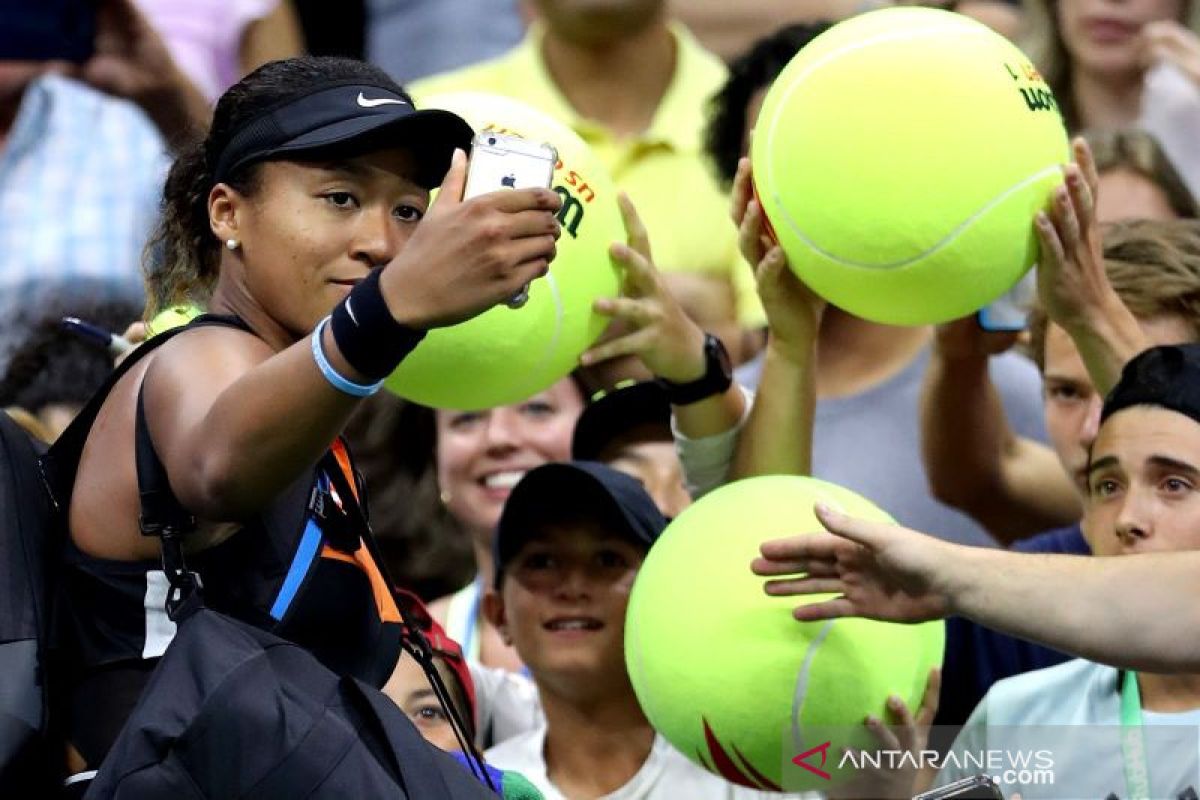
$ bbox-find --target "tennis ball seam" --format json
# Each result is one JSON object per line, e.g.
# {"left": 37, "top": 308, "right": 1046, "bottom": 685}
{"left": 537, "top": 271, "right": 567, "bottom": 374}
{"left": 768, "top": 164, "right": 1060, "bottom": 270}
{"left": 790, "top": 619, "right": 835, "bottom": 753}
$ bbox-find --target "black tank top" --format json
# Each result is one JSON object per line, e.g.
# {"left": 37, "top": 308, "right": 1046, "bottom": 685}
{"left": 50, "top": 316, "right": 402, "bottom": 763}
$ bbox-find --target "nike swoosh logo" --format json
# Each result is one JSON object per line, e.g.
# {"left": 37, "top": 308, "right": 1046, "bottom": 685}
{"left": 357, "top": 92, "right": 407, "bottom": 108}
{"left": 346, "top": 298, "right": 360, "bottom": 326}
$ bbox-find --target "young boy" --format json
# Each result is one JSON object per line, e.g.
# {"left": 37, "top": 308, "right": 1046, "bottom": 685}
{"left": 481, "top": 460, "right": 811, "bottom": 799}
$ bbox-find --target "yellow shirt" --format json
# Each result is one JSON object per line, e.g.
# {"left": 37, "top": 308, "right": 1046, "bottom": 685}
{"left": 410, "top": 23, "right": 765, "bottom": 328}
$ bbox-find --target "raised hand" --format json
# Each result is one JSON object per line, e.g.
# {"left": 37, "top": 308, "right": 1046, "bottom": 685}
{"left": 81, "top": 0, "right": 211, "bottom": 143}
{"left": 381, "top": 149, "right": 563, "bottom": 329}
{"left": 829, "top": 668, "right": 942, "bottom": 800}
{"left": 1033, "top": 138, "right": 1114, "bottom": 332}
{"left": 1142, "top": 20, "right": 1200, "bottom": 87}
{"left": 730, "top": 157, "right": 825, "bottom": 359}
{"left": 579, "top": 193, "right": 709, "bottom": 383}
{"left": 1033, "top": 137, "right": 1148, "bottom": 395}
{"left": 750, "top": 504, "right": 954, "bottom": 624}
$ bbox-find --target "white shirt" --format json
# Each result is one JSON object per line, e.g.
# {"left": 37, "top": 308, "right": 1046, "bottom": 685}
{"left": 487, "top": 724, "right": 818, "bottom": 800}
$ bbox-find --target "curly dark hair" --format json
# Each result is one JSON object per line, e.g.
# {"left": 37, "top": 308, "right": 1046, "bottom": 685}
{"left": 704, "top": 22, "right": 831, "bottom": 190}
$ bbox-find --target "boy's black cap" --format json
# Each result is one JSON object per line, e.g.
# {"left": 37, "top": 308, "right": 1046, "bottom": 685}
{"left": 212, "top": 79, "right": 475, "bottom": 188}
{"left": 571, "top": 381, "right": 672, "bottom": 461}
{"left": 1102, "top": 344, "right": 1200, "bottom": 426}
{"left": 493, "top": 461, "right": 668, "bottom": 588}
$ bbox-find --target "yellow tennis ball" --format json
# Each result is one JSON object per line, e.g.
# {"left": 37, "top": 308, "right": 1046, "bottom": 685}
{"left": 625, "top": 476, "right": 944, "bottom": 791}
{"left": 384, "top": 92, "right": 622, "bottom": 410}
{"left": 751, "top": 7, "right": 1069, "bottom": 325}
{"left": 146, "top": 305, "right": 201, "bottom": 337}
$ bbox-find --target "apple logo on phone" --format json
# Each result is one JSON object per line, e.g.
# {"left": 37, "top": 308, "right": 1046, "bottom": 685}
{"left": 500, "top": 174, "right": 516, "bottom": 188}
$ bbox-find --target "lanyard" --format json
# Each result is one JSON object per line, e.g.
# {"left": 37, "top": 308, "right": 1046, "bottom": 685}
{"left": 1121, "top": 671, "right": 1152, "bottom": 800}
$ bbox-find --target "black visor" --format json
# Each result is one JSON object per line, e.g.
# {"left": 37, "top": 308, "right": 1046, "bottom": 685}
{"left": 212, "top": 81, "right": 475, "bottom": 188}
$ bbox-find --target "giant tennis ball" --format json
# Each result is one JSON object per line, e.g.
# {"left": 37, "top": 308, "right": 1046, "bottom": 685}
{"left": 625, "top": 476, "right": 944, "bottom": 791}
{"left": 385, "top": 92, "right": 622, "bottom": 410}
{"left": 751, "top": 7, "right": 1069, "bottom": 325}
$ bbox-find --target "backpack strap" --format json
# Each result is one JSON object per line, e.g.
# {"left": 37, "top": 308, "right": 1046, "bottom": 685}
{"left": 135, "top": 387, "right": 202, "bottom": 622}
{"left": 322, "top": 460, "right": 495, "bottom": 792}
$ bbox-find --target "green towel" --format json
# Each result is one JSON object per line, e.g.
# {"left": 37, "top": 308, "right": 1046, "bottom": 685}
{"left": 501, "top": 770, "right": 545, "bottom": 800}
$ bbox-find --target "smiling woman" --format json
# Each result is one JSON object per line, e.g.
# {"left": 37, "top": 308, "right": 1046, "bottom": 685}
{"left": 54, "top": 54, "right": 564, "bottom": 778}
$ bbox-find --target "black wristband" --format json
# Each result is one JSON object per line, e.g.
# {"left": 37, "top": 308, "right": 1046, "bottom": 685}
{"left": 329, "top": 269, "right": 426, "bottom": 380}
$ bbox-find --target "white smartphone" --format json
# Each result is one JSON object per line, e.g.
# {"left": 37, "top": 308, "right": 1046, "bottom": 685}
{"left": 977, "top": 271, "right": 1037, "bottom": 332}
{"left": 464, "top": 133, "right": 558, "bottom": 310}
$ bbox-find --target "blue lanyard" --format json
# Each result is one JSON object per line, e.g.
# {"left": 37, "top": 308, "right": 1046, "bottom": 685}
{"left": 1121, "top": 671, "right": 1152, "bottom": 800}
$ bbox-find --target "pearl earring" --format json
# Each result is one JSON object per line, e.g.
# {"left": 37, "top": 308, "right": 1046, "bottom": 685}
{"left": 440, "top": 489, "right": 452, "bottom": 505}
{"left": 225, "top": 238, "right": 240, "bottom": 251}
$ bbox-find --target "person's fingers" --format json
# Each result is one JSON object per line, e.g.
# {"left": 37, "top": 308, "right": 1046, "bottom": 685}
{"left": 865, "top": 711, "right": 903, "bottom": 752}
{"left": 579, "top": 327, "right": 657, "bottom": 366}
{"left": 757, "top": 246, "right": 789, "bottom": 286}
{"left": 792, "top": 597, "right": 858, "bottom": 622}
{"left": 814, "top": 502, "right": 890, "bottom": 550}
{"left": 1034, "top": 212, "right": 1066, "bottom": 269}
{"left": 609, "top": 241, "right": 659, "bottom": 297}
{"left": 503, "top": 234, "right": 558, "bottom": 270}
{"left": 763, "top": 576, "right": 847, "bottom": 595}
{"left": 884, "top": 694, "right": 916, "bottom": 752}
{"left": 915, "top": 667, "right": 942, "bottom": 729}
{"left": 751, "top": 555, "right": 840, "bottom": 578}
{"left": 591, "top": 296, "right": 661, "bottom": 327}
{"left": 757, "top": 531, "right": 845, "bottom": 563}
{"left": 1063, "top": 164, "right": 1094, "bottom": 232}
{"left": 122, "top": 321, "right": 149, "bottom": 345}
{"left": 738, "top": 200, "right": 767, "bottom": 267}
{"left": 483, "top": 186, "right": 563, "bottom": 214}
{"left": 433, "top": 149, "right": 468, "bottom": 206}
{"left": 731, "top": 157, "right": 754, "bottom": 227}
{"left": 498, "top": 208, "right": 563, "bottom": 240}
{"left": 617, "top": 192, "right": 653, "bottom": 262}
{"left": 1072, "top": 137, "right": 1101, "bottom": 206}
{"left": 1051, "top": 184, "right": 1081, "bottom": 253}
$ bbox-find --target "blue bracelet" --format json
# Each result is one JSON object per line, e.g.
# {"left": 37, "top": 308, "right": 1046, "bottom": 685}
{"left": 311, "top": 316, "right": 385, "bottom": 397}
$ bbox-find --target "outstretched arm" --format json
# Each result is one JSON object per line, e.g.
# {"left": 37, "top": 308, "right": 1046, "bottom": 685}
{"left": 753, "top": 505, "right": 1200, "bottom": 673}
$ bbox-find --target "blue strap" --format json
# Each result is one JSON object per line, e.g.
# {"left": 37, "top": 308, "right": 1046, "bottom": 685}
{"left": 270, "top": 516, "right": 324, "bottom": 621}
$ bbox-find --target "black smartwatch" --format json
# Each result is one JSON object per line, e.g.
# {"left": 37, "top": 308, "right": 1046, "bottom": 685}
{"left": 656, "top": 333, "right": 734, "bottom": 406}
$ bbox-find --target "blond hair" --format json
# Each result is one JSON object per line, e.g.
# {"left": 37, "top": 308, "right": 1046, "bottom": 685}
{"left": 1029, "top": 219, "right": 1200, "bottom": 370}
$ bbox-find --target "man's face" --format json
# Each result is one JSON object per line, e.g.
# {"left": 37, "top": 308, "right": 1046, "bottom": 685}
{"left": 1084, "top": 406, "right": 1200, "bottom": 557}
{"left": 532, "top": 0, "right": 664, "bottom": 45}
{"left": 489, "top": 519, "right": 644, "bottom": 695}
{"left": 1042, "top": 316, "right": 1194, "bottom": 494}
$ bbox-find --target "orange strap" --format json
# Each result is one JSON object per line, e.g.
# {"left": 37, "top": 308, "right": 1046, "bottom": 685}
{"left": 320, "top": 441, "right": 401, "bottom": 624}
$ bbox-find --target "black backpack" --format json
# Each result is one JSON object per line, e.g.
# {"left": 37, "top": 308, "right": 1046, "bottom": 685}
{"left": 0, "top": 413, "right": 57, "bottom": 793}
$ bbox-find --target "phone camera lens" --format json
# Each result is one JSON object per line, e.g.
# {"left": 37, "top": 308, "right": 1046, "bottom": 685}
{"left": 487, "top": 137, "right": 497, "bottom": 146}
